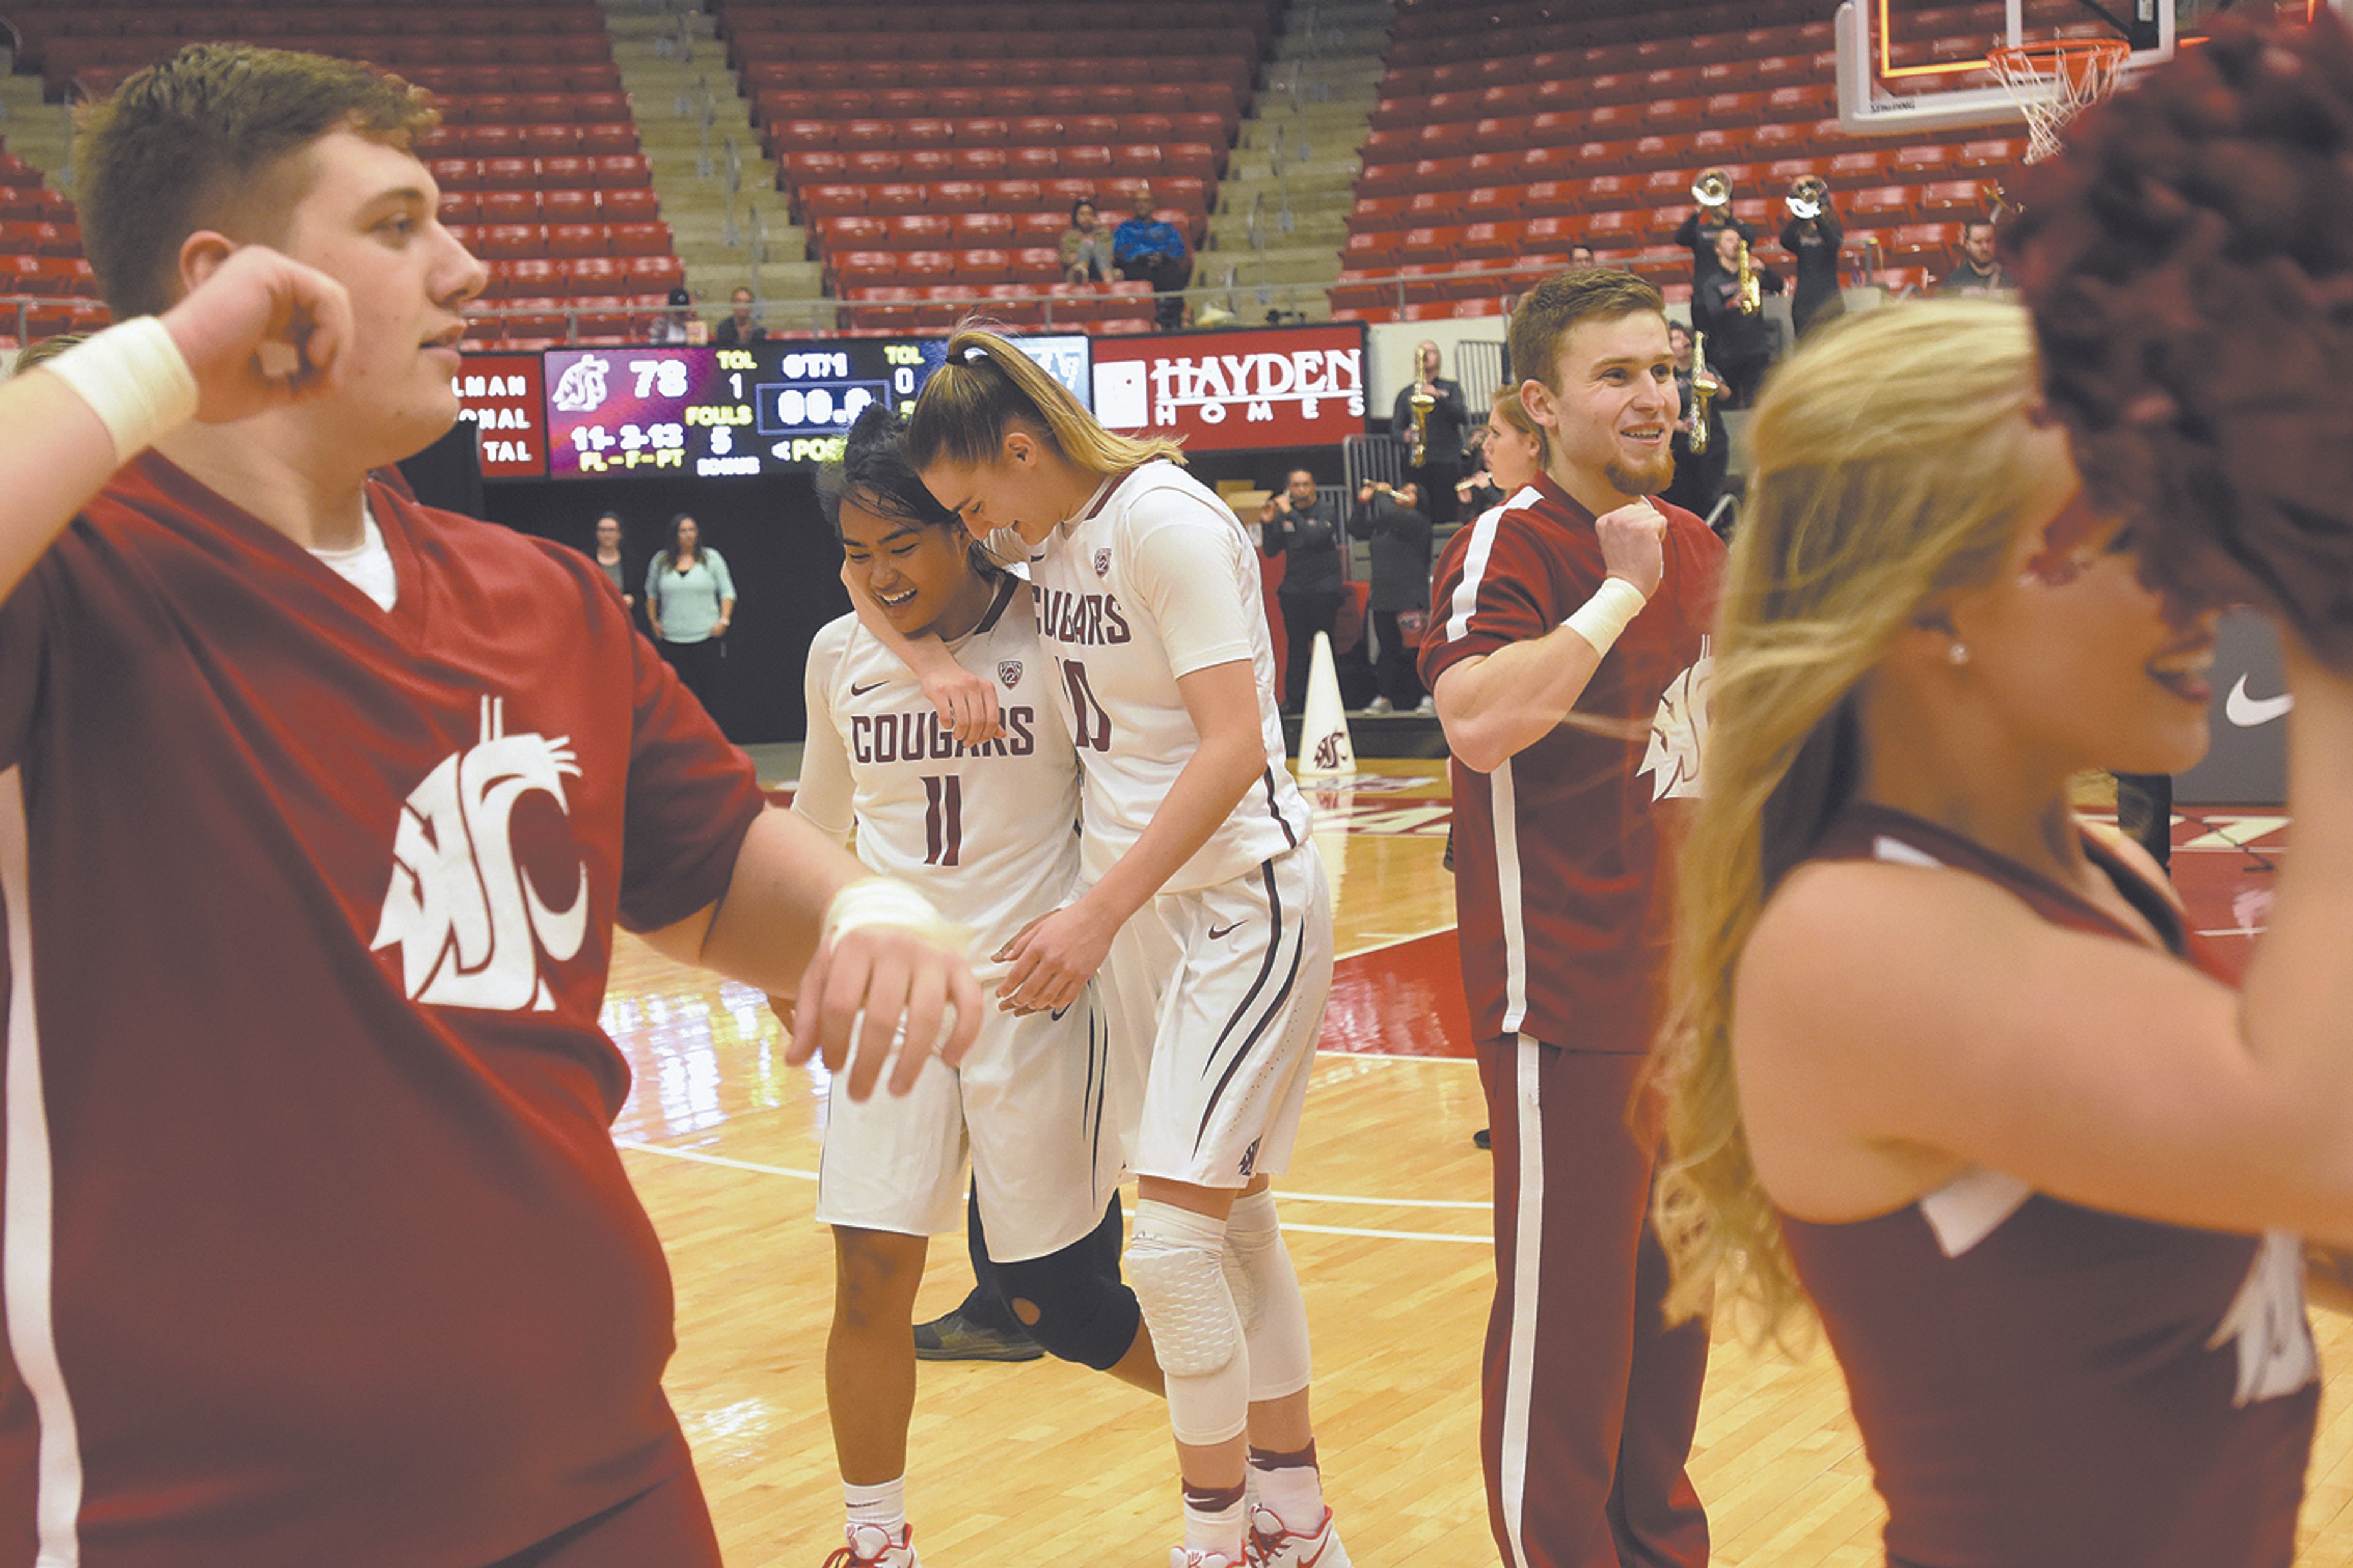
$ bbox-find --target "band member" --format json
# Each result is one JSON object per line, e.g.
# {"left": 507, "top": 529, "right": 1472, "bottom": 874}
{"left": 1425, "top": 268, "right": 1721, "bottom": 1568}
{"left": 1393, "top": 339, "right": 1469, "bottom": 526}
{"left": 798, "top": 407, "right": 1162, "bottom": 1568}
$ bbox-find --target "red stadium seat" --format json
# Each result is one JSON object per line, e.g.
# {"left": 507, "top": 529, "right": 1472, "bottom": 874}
{"left": 608, "top": 223, "right": 671, "bottom": 257}
{"left": 601, "top": 189, "right": 661, "bottom": 223}
{"left": 547, "top": 224, "right": 610, "bottom": 259}
{"left": 479, "top": 224, "right": 544, "bottom": 260}
{"left": 1847, "top": 185, "right": 1914, "bottom": 223}
{"left": 1919, "top": 179, "right": 1991, "bottom": 214}
{"left": 953, "top": 211, "right": 1017, "bottom": 246}
{"left": 567, "top": 256, "right": 627, "bottom": 297}
{"left": 956, "top": 248, "right": 1016, "bottom": 284}
{"left": 593, "top": 156, "right": 654, "bottom": 190}
{"left": 901, "top": 251, "right": 955, "bottom": 286}
{"left": 438, "top": 191, "right": 482, "bottom": 227}
{"left": 890, "top": 213, "right": 953, "bottom": 249}
{"left": 482, "top": 191, "right": 541, "bottom": 224}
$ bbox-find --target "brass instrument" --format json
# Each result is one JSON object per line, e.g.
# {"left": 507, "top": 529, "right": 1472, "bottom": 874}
{"left": 1787, "top": 174, "right": 1827, "bottom": 221}
{"left": 1733, "top": 237, "right": 1761, "bottom": 315}
{"left": 1408, "top": 386, "right": 1438, "bottom": 466}
{"left": 1688, "top": 330, "right": 1715, "bottom": 456}
{"left": 1691, "top": 167, "right": 1731, "bottom": 209}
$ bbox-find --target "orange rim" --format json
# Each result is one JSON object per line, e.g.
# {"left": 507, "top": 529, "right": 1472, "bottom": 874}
{"left": 1986, "top": 38, "right": 2132, "bottom": 91}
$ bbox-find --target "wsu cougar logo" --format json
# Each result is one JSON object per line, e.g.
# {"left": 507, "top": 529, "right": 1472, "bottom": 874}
{"left": 550, "top": 354, "right": 611, "bottom": 414}
{"left": 1640, "top": 640, "right": 1713, "bottom": 802}
{"left": 372, "top": 696, "right": 590, "bottom": 1012}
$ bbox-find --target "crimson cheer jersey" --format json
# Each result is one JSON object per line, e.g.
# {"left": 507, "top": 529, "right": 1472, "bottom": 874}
{"left": 1421, "top": 477, "right": 1723, "bottom": 1050}
{"left": 0, "top": 455, "right": 765, "bottom": 1566}
{"left": 1781, "top": 806, "right": 2319, "bottom": 1568}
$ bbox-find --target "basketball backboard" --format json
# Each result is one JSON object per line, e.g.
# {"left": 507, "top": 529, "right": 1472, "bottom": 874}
{"left": 1836, "top": 0, "right": 2342, "bottom": 138}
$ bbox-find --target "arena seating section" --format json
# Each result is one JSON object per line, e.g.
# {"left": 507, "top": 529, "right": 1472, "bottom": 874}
{"left": 0, "top": 0, "right": 682, "bottom": 346}
{"left": 1330, "top": 0, "right": 2033, "bottom": 322}
{"left": 0, "top": 139, "right": 94, "bottom": 340}
{"left": 725, "top": 0, "right": 1276, "bottom": 330}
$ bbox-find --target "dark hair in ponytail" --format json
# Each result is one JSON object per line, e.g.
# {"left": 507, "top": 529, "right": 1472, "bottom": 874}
{"left": 821, "top": 404, "right": 1001, "bottom": 579}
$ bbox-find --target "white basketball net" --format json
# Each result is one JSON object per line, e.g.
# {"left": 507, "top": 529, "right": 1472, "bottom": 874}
{"left": 1987, "top": 40, "right": 2131, "bottom": 162}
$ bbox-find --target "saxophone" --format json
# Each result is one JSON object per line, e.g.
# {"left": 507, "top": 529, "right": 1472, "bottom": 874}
{"left": 1408, "top": 387, "right": 1438, "bottom": 466}
{"left": 1734, "top": 237, "right": 1761, "bottom": 315}
{"left": 1688, "top": 330, "right": 1715, "bottom": 456}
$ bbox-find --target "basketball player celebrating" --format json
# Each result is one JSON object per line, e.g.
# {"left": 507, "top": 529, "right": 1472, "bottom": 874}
{"left": 892, "top": 329, "right": 1345, "bottom": 1568}
{"left": 0, "top": 46, "right": 977, "bottom": 1565}
{"left": 1655, "top": 295, "right": 2347, "bottom": 1568}
{"left": 1423, "top": 268, "right": 1720, "bottom": 1568}
{"left": 798, "top": 407, "right": 1164, "bottom": 1568}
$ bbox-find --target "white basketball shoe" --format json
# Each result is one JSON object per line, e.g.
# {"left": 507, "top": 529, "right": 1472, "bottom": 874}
{"left": 825, "top": 1522, "right": 920, "bottom": 1568}
{"left": 1169, "top": 1550, "right": 1245, "bottom": 1568}
{"left": 1246, "top": 1505, "right": 1351, "bottom": 1568}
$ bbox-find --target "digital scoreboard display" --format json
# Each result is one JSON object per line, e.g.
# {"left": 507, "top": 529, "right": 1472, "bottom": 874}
{"left": 537, "top": 335, "right": 1093, "bottom": 480}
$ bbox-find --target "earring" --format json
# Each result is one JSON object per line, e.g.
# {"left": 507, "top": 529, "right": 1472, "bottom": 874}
{"left": 1947, "top": 641, "right": 1971, "bottom": 667}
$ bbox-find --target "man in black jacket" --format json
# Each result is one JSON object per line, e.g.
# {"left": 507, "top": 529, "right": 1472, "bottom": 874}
{"left": 1392, "top": 339, "right": 1470, "bottom": 525}
{"left": 1778, "top": 192, "right": 1844, "bottom": 336}
{"left": 1259, "top": 468, "right": 1346, "bottom": 714}
{"left": 1349, "top": 479, "right": 1434, "bottom": 713}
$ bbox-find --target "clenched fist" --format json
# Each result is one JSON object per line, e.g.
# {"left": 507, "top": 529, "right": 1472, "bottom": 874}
{"left": 159, "top": 245, "right": 353, "bottom": 425}
{"left": 1595, "top": 499, "right": 1667, "bottom": 600}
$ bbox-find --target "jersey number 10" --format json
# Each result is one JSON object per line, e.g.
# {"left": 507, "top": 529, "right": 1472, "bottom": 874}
{"left": 1063, "top": 660, "right": 1113, "bottom": 752}
{"left": 922, "top": 775, "right": 963, "bottom": 866}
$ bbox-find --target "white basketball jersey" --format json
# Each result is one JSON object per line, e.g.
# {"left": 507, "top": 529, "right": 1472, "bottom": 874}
{"left": 806, "top": 577, "right": 1080, "bottom": 973}
{"left": 1024, "top": 461, "right": 1309, "bottom": 893}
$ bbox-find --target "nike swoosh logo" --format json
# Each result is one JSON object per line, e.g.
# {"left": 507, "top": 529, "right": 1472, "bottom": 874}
{"left": 2225, "top": 675, "right": 2294, "bottom": 728}
{"left": 1207, "top": 922, "right": 1243, "bottom": 940}
{"left": 1051, "top": 1002, "right": 1074, "bottom": 1021}
{"left": 849, "top": 680, "right": 889, "bottom": 697}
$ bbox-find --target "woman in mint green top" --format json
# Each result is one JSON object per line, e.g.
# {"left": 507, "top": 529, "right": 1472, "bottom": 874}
{"left": 646, "top": 513, "right": 736, "bottom": 715}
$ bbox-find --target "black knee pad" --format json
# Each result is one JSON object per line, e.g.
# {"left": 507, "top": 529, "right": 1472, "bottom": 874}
{"left": 991, "top": 1236, "right": 1143, "bottom": 1373}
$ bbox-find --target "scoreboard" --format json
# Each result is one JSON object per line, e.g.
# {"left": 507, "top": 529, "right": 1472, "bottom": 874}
{"left": 532, "top": 334, "right": 1094, "bottom": 480}
{"left": 543, "top": 339, "right": 931, "bottom": 479}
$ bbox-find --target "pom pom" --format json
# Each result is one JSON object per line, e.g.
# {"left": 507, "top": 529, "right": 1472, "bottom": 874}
{"left": 2006, "top": 8, "right": 2353, "bottom": 662}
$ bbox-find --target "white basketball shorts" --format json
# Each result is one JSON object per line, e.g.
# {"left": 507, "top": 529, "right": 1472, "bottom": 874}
{"left": 1110, "top": 843, "right": 1334, "bottom": 1189}
{"left": 815, "top": 981, "right": 1128, "bottom": 1262}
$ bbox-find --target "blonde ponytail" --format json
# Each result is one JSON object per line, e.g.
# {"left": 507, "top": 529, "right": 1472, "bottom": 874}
{"left": 907, "top": 324, "right": 1186, "bottom": 477}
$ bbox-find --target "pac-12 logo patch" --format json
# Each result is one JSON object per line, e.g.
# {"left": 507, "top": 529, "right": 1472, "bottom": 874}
{"left": 1094, "top": 548, "right": 1112, "bottom": 578}
{"left": 998, "top": 659, "right": 1023, "bottom": 687}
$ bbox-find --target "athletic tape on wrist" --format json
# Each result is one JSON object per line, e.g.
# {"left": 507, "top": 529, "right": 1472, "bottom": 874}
{"left": 824, "top": 876, "right": 967, "bottom": 951}
{"left": 1561, "top": 577, "right": 1648, "bottom": 657}
{"left": 41, "top": 316, "right": 200, "bottom": 464}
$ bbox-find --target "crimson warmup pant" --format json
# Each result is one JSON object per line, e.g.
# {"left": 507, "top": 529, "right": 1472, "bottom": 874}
{"left": 1478, "top": 1036, "right": 1710, "bottom": 1568}
{"left": 488, "top": 1463, "right": 725, "bottom": 1568}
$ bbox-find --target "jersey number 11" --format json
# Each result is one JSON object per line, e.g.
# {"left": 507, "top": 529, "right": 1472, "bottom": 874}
{"left": 922, "top": 775, "right": 963, "bottom": 866}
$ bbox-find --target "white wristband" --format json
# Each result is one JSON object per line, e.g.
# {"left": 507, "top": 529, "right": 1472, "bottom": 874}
{"left": 824, "top": 877, "right": 968, "bottom": 951}
{"left": 40, "top": 316, "right": 200, "bottom": 464}
{"left": 1562, "top": 577, "right": 1649, "bottom": 657}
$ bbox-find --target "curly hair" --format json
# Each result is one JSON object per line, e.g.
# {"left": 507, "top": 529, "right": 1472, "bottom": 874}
{"left": 2004, "top": 7, "right": 2353, "bottom": 660}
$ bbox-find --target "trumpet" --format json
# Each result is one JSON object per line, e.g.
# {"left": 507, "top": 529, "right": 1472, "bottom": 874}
{"left": 1787, "top": 174, "right": 1827, "bottom": 221}
{"left": 1408, "top": 387, "right": 1438, "bottom": 466}
{"left": 1688, "top": 330, "right": 1715, "bottom": 455}
{"left": 1691, "top": 167, "right": 1731, "bottom": 210}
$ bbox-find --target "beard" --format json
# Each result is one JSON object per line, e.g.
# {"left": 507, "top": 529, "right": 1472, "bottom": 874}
{"left": 1605, "top": 446, "right": 1675, "bottom": 498}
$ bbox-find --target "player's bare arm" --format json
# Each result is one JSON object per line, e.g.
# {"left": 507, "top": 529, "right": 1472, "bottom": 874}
{"left": 1432, "top": 499, "right": 1667, "bottom": 773}
{"left": 0, "top": 244, "right": 349, "bottom": 607}
{"left": 838, "top": 558, "right": 1002, "bottom": 745}
{"left": 1739, "top": 642, "right": 2353, "bottom": 1246}
{"left": 641, "top": 807, "right": 982, "bottom": 1101}
{"left": 996, "top": 656, "right": 1266, "bottom": 1015}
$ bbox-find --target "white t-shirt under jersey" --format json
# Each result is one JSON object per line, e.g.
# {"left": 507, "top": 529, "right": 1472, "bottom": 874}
{"left": 796, "top": 575, "right": 1082, "bottom": 982}
{"left": 1019, "top": 460, "right": 1310, "bottom": 893}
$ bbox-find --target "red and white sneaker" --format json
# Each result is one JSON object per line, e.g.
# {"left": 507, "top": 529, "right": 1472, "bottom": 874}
{"left": 1246, "top": 1505, "right": 1351, "bottom": 1568}
{"left": 1168, "top": 1551, "right": 1245, "bottom": 1568}
{"left": 824, "top": 1522, "right": 920, "bottom": 1568}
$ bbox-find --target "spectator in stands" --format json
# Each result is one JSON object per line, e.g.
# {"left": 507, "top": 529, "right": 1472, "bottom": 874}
{"left": 1569, "top": 244, "right": 1596, "bottom": 267}
{"left": 591, "top": 509, "right": 634, "bottom": 612}
{"left": 1059, "top": 198, "right": 1113, "bottom": 284}
{"left": 646, "top": 513, "right": 736, "bottom": 719}
{"left": 713, "top": 287, "right": 765, "bottom": 347}
{"left": 1350, "top": 479, "right": 1433, "bottom": 714}
{"left": 1778, "top": 186, "right": 1845, "bottom": 335}
{"left": 1674, "top": 178, "right": 1756, "bottom": 297}
{"left": 1394, "top": 339, "right": 1469, "bottom": 526}
{"left": 1694, "top": 226, "right": 1783, "bottom": 408}
{"left": 1112, "top": 186, "right": 1190, "bottom": 330}
{"left": 1259, "top": 468, "right": 1344, "bottom": 715}
{"left": 1664, "top": 322, "right": 1729, "bottom": 523}
{"left": 652, "top": 284, "right": 696, "bottom": 345}
{"left": 1938, "top": 219, "right": 2016, "bottom": 297}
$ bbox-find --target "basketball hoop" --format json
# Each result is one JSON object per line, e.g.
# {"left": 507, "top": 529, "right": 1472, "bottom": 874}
{"left": 1987, "top": 38, "right": 2132, "bottom": 163}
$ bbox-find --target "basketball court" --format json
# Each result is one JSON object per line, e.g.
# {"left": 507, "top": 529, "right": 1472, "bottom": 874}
{"left": 599, "top": 756, "right": 2352, "bottom": 1564}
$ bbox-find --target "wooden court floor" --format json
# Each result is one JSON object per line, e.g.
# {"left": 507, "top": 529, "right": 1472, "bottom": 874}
{"left": 602, "top": 759, "right": 2353, "bottom": 1566}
